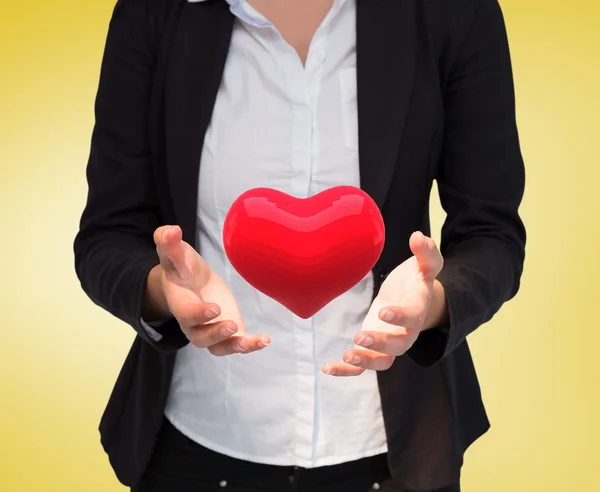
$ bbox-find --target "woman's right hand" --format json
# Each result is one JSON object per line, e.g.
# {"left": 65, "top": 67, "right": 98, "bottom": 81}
{"left": 145, "top": 225, "right": 270, "bottom": 355}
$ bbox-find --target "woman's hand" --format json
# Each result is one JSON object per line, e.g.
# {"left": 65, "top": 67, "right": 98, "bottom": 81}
{"left": 145, "top": 225, "right": 270, "bottom": 355}
{"left": 323, "top": 231, "right": 447, "bottom": 376}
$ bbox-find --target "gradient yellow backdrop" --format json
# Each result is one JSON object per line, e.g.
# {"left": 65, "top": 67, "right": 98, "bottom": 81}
{"left": 1, "top": 0, "right": 598, "bottom": 490}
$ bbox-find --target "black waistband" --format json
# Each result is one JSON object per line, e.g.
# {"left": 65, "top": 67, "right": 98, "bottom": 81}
{"left": 148, "top": 415, "right": 391, "bottom": 488}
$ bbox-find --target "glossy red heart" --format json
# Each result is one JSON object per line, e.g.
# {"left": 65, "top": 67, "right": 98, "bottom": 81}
{"left": 223, "top": 186, "right": 385, "bottom": 318}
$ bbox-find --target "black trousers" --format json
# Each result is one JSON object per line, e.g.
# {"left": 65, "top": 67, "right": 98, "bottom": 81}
{"left": 132, "top": 417, "right": 460, "bottom": 492}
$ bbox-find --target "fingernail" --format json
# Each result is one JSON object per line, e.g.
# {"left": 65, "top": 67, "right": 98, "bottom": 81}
{"left": 258, "top": 335, "right": 270, "bottom": 347}
{"left": 221, "top": 323, "right": 236, "bottom": 337}
{"left": 162, "top": 226, "right": 172, "bottom": 241}
{"left": 235, "top": 339, "right": 248, "bottom": 352}
{"left": 323, "top": 365, "right": 334, "bottom": 375}
{"left": 344, "top": 353, "right": 361, "bottom": 365}
{"left": 358, "top": 335, "right": 374, "bottom": 347}
{"left": 205, "top": 308, "right": 219, "bottom": 320}
{"left": 380, "top": 310, "right": 395, "bottom": 322}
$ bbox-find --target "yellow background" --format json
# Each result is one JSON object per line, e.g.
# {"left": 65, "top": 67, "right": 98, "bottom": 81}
{"left": 0, "top": 0, "right": 598, "bottom": 490}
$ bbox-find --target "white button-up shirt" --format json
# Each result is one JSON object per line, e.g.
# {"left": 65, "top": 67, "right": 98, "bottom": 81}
{"left": 162, "top": 0, "right": 387, "bottom": 468}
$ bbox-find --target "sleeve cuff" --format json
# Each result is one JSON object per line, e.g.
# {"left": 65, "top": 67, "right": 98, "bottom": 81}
{"left": 140, "top": 318, "right": 167, "bottom": 342}
{"left": 406, "top": 324, "right": 451, "bottom": 367}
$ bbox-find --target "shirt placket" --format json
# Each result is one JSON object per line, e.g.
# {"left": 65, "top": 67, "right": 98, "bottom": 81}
{"left": 226, "top": 0, "right": 341, "bottom": 466}
{"left": 229, "top": 1, "right": 317, "bottom": 464}
{"left": 288, "top": 41, "right": 318, "bottom": 468}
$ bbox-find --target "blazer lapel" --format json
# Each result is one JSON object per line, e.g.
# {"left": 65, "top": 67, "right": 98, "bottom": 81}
{"left": 356, "top": 0, "right": 418, "bottom": 210}
{"left": 165, "top": 0, "right": 234, "bottom": 248}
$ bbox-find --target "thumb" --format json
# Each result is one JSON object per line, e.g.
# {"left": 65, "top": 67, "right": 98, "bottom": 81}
{"left": 154, "top": 225, "right": 187, "bottom": 276}
{"left": 409, "top": 231, "right": 443, "bottom": 281}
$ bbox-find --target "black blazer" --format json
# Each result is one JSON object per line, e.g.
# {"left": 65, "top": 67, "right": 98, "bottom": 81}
{"left": 74, "top": 0, "right": 526, "bottom": 489}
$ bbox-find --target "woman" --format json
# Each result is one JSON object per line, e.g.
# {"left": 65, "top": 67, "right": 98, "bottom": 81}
{"left": 74, "top": 0, "right": 526, "bottom": 490}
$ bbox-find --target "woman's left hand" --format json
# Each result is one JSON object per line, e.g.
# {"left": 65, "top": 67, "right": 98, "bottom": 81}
{"left": 323, "top": 231, "right": 447, "bottom": 377}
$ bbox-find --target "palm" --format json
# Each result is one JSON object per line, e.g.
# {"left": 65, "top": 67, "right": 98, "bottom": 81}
{"left": 161, "top": 242, "right": 246, "bottom": 334}
{"left": 362, "top": 256, "right": 431, "bottom": 335}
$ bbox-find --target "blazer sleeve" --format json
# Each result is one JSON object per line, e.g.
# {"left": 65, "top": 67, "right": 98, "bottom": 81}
{"left": 73, "top": 0, "right": 188, "bottom": 352}
{"left": 407, "top": 0, "right": 526, "bottom": 366}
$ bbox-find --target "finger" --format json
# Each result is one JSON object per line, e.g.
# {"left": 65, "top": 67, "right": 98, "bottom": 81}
{"left": 378, "top": 301, "right": 428, "bottom": 330}
{"left": 154, "top": 225, "right": 187, "bottom": 275}
{"left": 353, "top": 330, "right": 412, "bottom": 356}
{"left": 340, "top": 349, "right": 395, "bottom": 371}
{"left": 154, "top": 224, "right": 182, "bottom": 249}
{"left": 184, "top": 319, "right": 239, "bottom": 349}
{"left": 208, "top": 333, "right": 271, "bottom": 357}
{"left": 322, "top": 361, "right": 365, "bottom": 377}
{"left": 168, "top": 296, "right": 222, "bottom": 329}
{"left": 409, "top": 231, "right": 443, "bottom": 280}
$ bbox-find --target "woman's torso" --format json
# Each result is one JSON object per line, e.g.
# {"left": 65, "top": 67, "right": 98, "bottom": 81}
{"left": 165, "top": 0, "right": 388, "bottom": 468}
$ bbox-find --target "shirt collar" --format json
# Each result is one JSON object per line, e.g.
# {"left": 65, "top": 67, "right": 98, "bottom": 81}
{"left": 188, "top": 0, "right": 236, "bottom": 3}
{"left": 187, "top": 0, "right": 348, "bottom": 7}
{"left": 186, "top": 0, "right": 349, "bottom": 30}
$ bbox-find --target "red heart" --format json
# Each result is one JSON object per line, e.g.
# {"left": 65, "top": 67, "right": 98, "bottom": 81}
{"left": 223, "top": 186, "right": 385, "bottom": 319}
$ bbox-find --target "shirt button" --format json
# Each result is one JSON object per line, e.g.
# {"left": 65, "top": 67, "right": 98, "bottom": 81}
{"left": 372, "top": 483, "right": 381, "bottom": 491}
{"left": 219, "top": 480, "right": 227, "bottom": 487}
